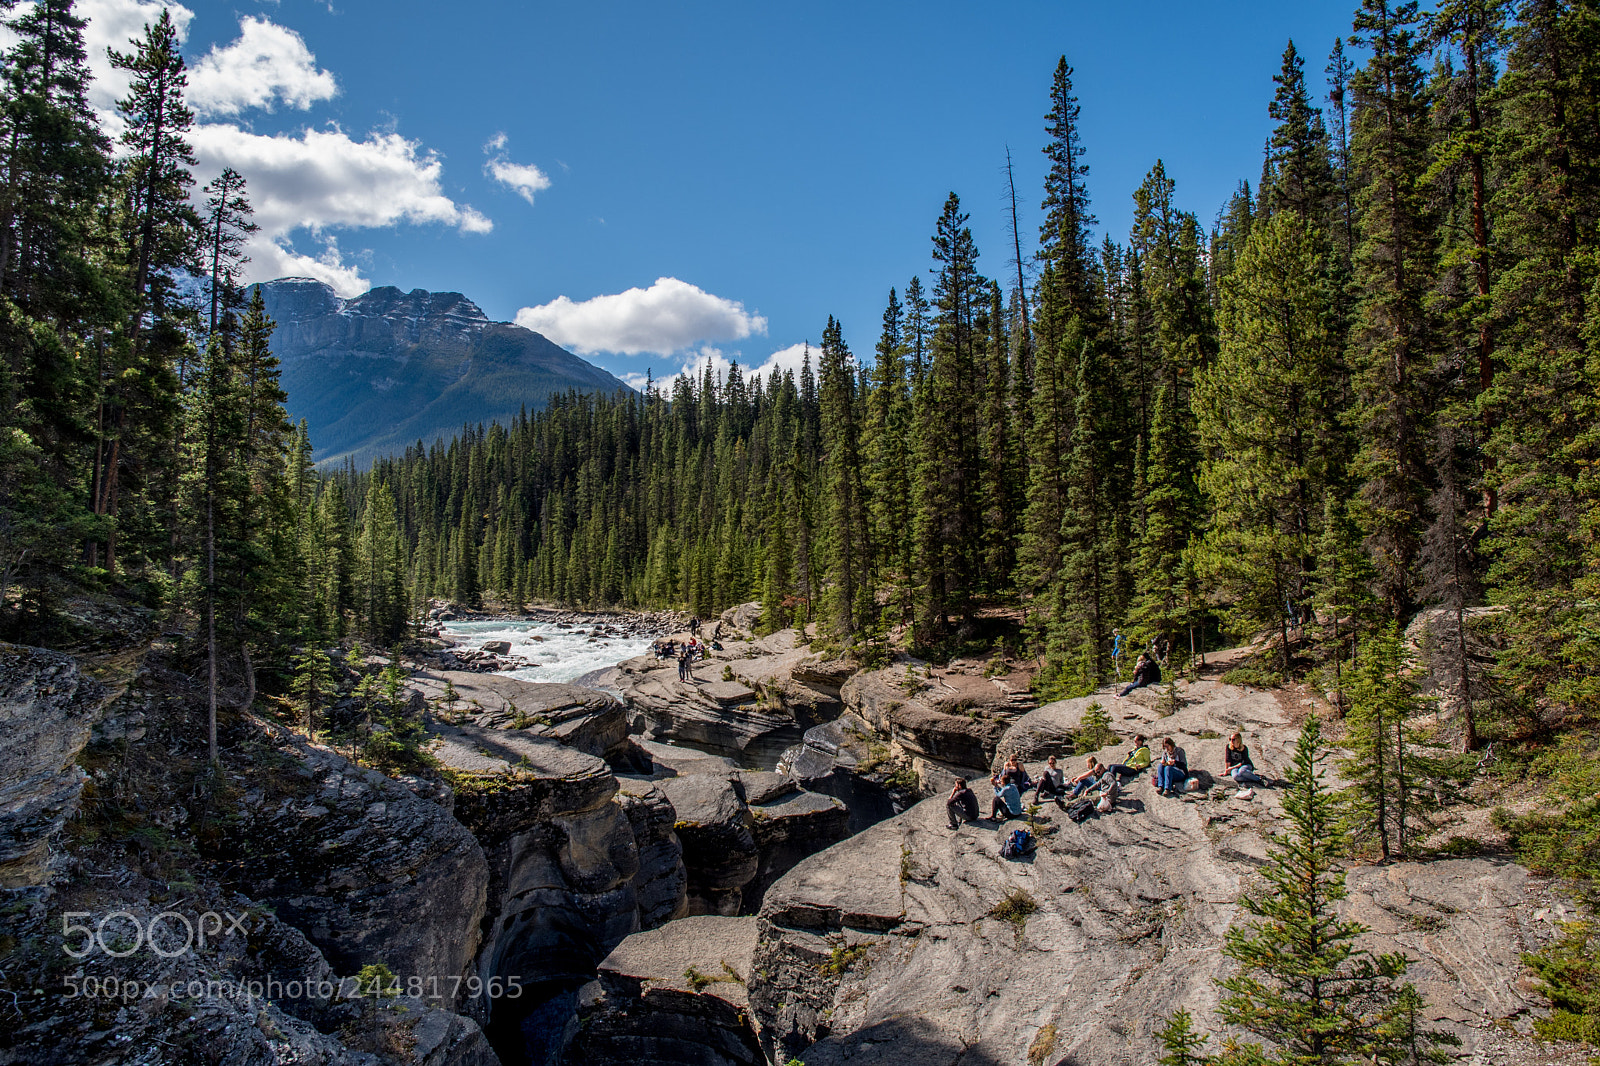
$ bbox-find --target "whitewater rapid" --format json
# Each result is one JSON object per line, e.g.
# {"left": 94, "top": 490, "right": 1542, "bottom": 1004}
{"left": 438, "top": 617, "right": 660, "bottom": 685}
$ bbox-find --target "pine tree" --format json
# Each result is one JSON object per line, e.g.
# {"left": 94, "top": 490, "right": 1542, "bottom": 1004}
{"left": 1195, "top": 213, "right": 1344, "bottom": 675}
{"left": 291, "top": 645, "right": 336, "bottom": 740}
{"left": 1216, "top": 715, "right": 1447, "bottom": 1065}
{"left": 912, "top": 193, "right": 986, "bottom": 638}
{"left": 92, "top": 9, "right": 198, "bottom": 574}
{"left": 863, "top": 288, "right": 913, "bottom": 621}
{"left": 1347, "top": 0, "right": 1437, "bottom": 620}
{"left": 1340, "top": 625, "right": 1433, "bottom": 860}
{"left": 1156, "top": 1009, "right": 1212, "bottom": 1066}
{"left": 817, "top": 315, "right": 869, "bottom": 641}
{"left": 1264, "top": 41, "right": 1337, "bottom": 226}
{"left": 1037, "top": 56, "right": 1100, "bottom": 344}
{"left": 200, "top": 168, "right": 256, "bottom": 335}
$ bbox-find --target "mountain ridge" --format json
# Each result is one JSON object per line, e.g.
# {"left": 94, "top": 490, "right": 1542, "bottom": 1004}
{"left": 257, "top": 277, "right": 633, "bottom": 467}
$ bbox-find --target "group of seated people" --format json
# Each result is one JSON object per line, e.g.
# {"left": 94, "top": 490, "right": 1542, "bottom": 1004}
{"left": 652, "top": 637, "right": 710, "bottom": 662}
{"left": 945, "top": 731, "right": 1269, "bottom": 828}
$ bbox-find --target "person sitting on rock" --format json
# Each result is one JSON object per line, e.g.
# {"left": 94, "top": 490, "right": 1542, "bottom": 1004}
{"left": 1116, "top": 653, "right": 1162, "bottom": 698}
{"left": 1105, "top": 735, "right": 1153, "bottom": 780}
{"left": 1068, "top": 756, "right": 1106, "bottom": 798}
{"left": 1155, "top": 736, "right": 1189, "bottom": 796}
{"left": 990, "top": 773, "right": 1023, "bottom": 821}
{"left": 946, "top": 778, "right": 980, "bottom": 829}
{"left": 1223, "top": 732, "right": 1265, "bottom": 786}
{"left": 1033, "top": 755, "right": 1067, "bottom": 805}
{"left": 999, "top": 754, "right": 1032, "bottom": 794}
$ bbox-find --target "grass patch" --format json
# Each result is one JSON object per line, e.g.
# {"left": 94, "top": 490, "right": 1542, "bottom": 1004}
{"left": 819, "top": 939, "right": 870, "bottom": 977}
{"left": 1027, "top": 1022, "right": 1059, "bottom": 1066}
{"left": 987, "top": 888, "right": 1037, "bottom": 931}
{"left": 1221, "top": 664, "right": 1284, "bottom": 689}
{"left": 684, "top": 961, "right": 743, "bottom": 992}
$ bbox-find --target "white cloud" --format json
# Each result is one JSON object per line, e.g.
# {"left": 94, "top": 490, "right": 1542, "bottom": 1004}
{"left": 516, "top": 278, "right": 767, "bottom": 356}
{"left": 484, "top": 133, "right": 551, "bottom": 205}
{"left": 80, "top": 0, "right": 196, "bottom": 117}
{"left": 624, "top": 342, "right": 815, "bottom": 392}
{"left": 192, "top": 125, "right": 493, "bottom": 295}
{"left": 251, "top": 235, "right": 369, "bottom": 297}
{"left": 76, "top": 0, "right": 489, "bottom": 298}
{"left": 187, "top": 16, "right": 337, "bottom": 117}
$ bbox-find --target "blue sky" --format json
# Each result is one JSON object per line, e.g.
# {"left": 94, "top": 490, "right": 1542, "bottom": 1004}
{"left": 78, "top": 0, "right": 1359, "bottom": 386}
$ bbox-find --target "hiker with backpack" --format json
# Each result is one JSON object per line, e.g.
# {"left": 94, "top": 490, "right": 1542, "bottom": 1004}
{"left": 1033, "top": 755, "right": 1067, "bottom": 806}
{"left": 1155, "top": 736, "right": 1189, "bottom": 796}
{"left": 1116, "top": 653, "right": 1161, "bottom": 698}
{"left": 946, "top": 778, "right": 981, "bottom": 829}
{"left": 1105, "top": 735, "right": 1153, "bottom": 781}
{"left": 990, "top": 773, "right": 1023, "bottom": 821}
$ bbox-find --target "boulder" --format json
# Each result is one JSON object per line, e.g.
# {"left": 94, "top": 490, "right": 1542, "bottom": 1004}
{"left": 570, "top": 916, "right": 763, "bottom": 1066}
{"left": 0, "top": 643, "right": 106, "bottom": 887}
{"left": 481, "top": 640, "right": 513, "bottom": 655}
{"left": 655, "top": 772, "right": 758, "bottom": 916}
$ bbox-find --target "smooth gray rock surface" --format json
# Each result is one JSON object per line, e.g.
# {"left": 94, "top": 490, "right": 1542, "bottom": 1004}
{"left": 750, "top": 678, "right": 1561, "bottom": 1066}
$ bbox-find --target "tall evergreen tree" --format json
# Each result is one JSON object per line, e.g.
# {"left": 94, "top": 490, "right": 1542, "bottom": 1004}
{"left": 1347, "top": 0, "right": 1438, "bottom": 620}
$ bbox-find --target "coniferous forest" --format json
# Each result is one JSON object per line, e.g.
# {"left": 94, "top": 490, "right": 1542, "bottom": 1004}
{"left": 2, "top": 0, "right": 1598, "bottom": 768}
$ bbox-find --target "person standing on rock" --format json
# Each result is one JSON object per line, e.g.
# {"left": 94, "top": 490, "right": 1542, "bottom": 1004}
{"left": 990, "top": 773, "right": 1023, "bottom": 821}
{"left": 1105, "top": 735, "right": 1153, "bottom": 781}
{"left": 678, "top": 646, "right": 693, "bottom": 682}
{"left": 947, "top": 779, "right": 980, "bottom": 829}
{"left": 1223, "top": 732, "right": 1265, "bottom": 786}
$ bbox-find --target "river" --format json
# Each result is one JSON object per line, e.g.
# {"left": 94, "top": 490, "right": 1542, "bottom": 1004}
{"left": 438, "top": 617, "right": 662, "bottom": 684}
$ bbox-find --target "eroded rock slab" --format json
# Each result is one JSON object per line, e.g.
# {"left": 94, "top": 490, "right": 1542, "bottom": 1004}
{"left": 410, "top": 668, "right": 629, "bottom": 764}
{"left": 0, "top": 643, "right": 106, "bottom": 887}
{"left": 570, "top": 915, "right": 762, "bottom": 1066}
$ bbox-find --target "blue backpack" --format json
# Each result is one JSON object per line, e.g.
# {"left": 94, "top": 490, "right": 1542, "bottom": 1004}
{"left": 1001, "top": 827, "right": 1035, "bottom": 858}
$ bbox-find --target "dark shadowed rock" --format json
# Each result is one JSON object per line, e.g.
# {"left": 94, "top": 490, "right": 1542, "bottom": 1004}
{"left": 570, "top": 916, "right": 762, "bottom": 1066}
{"left": 616, "top": 784, "right": 689, "bottom": 929}
{"left": 220, "top": 734, "right": 489, "bottom": 1002}
{"left": 655, "top": 772, "right": 758, "bottom": 916}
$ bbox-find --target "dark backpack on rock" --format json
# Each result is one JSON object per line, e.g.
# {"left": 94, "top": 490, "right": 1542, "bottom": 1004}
{"left": 1066, "top": 798, "right": 1094, "bottom": 823}
{"left": 1001, "top": 827, "right": 1035, "bottom": 858}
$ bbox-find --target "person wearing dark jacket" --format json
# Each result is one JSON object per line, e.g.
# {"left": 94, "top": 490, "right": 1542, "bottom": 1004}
{"left": 1117, "top": 653, "right": 1161, "bottom": 698}
{"left": 946, "top": 779, "right": 980, "bottom": 829}
{"left": 1224, "top": 732, "right": 1265, "bottom": 785}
